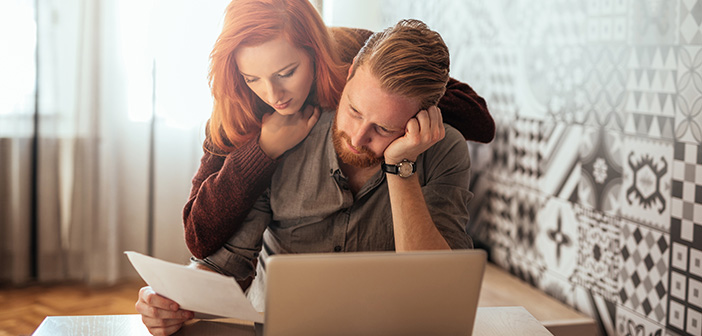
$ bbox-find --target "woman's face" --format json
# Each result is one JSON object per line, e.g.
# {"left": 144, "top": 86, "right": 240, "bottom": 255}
{"left": 235, "top": 36, "right": 315, "bottom": 116}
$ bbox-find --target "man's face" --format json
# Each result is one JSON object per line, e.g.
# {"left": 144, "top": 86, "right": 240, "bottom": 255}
{"left": 332, "top": 65, "right": 420, "bottom": 168}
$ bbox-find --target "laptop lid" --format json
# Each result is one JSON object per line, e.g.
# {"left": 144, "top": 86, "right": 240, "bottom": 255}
{"left": 263, "top": 249, "right": 486, "bottom": 336}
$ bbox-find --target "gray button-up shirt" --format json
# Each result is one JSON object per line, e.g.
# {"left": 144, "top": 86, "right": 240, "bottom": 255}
{"left": 201, "top": 111, "right": 473, "bottom": 310}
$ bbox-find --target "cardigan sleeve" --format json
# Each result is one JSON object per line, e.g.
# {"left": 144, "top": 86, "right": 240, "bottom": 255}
{"left": 182, "top": 136, "right": 278, "bottom": 259}
{"left": 438, "top": 78, "right": 495, "bottom": 143}
{"left": 330, "top": 26, "right": 495, "bottom": 143}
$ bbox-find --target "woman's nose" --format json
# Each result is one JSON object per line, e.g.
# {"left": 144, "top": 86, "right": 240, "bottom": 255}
{"left": 265, "top": 80, "right": 284, "bottom": 104}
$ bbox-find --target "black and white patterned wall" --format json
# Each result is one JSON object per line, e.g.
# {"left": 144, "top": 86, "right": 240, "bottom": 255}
{"left": 375, "top": 1, "right": 702, "bottom": 335}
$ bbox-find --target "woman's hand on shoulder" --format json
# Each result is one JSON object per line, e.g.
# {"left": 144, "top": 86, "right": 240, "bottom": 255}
{"left": 259, "top": 105, "right": 320, "bottom": 159}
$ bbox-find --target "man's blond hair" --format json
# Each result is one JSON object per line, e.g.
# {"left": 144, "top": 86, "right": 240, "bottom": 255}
{"left": 348, "top": 19, "right": 450, "bottom": 110}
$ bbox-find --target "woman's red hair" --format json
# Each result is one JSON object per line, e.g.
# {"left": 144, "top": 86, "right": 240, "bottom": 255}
{"left": 208, "top": 0, "right": 345, "bottom": 153}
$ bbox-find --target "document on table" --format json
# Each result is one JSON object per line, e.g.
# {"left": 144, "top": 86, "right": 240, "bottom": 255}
{"left": 125, "top": 251, "right": 263, "bottom": 323}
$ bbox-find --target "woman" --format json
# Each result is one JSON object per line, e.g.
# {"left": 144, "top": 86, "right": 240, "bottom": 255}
{"left": 136, "top": 0, "right": 493, "bottom": 334}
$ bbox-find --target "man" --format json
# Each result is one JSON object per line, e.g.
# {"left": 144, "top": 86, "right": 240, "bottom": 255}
{"left": 137, "top": 19, "right": 474, "bottom": 335}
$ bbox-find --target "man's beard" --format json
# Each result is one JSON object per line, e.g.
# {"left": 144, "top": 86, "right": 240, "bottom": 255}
{"left": 332, "top": 118, "right": 382, "bottom": 168}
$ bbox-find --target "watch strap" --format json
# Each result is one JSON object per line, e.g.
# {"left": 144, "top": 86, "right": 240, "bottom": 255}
{"left": 381, "top": 163, "right": 399, "bottom": 174}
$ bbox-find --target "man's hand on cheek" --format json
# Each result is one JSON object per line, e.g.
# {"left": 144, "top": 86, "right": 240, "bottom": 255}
{"left": 383, "top": 106, "right": 445, "bottom": 164}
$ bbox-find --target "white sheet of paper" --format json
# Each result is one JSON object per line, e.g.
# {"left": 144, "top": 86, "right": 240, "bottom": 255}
{"left": 125, "top": 251, "right": 263, "bottom": 323}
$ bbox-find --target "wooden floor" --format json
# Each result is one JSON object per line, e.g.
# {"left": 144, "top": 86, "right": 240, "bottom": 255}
{"left": 0, "top": 279, "right": 146, "bottom": 336}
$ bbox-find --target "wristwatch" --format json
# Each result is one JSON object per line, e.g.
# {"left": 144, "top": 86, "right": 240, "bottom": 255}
{"left": 381, "top": 159, "right": 416, "bottom": 178}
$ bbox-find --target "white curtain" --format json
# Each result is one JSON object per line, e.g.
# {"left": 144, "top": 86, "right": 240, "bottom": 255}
{"left": 0, "top": 0, "right": 39, "bottom": 284}
{"left": 1, "top": 0, "right": 227, "bottom": 285}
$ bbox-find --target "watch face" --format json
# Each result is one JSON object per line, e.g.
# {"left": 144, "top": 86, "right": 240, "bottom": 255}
{"left": 397, "top": 161, "right": 414, "bottom": 177}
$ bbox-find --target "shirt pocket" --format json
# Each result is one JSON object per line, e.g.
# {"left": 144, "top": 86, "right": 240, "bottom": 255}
{"left": 269, "top": 215, "right": 335, "bottom": 253}
{"left": 358, "top": 209, "right": 395, "bottom": 251}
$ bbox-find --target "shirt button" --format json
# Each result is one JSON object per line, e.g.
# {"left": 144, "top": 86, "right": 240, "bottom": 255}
{"left": 334, "top": 246, "right": 342, "bottom": 252}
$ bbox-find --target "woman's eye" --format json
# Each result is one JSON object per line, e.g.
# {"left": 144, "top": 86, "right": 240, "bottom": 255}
{"left": 278, "top": 68, "right": 296, "bottom": 78}
{"left": 244, "top": 77, "right": 257, "bottom": 84}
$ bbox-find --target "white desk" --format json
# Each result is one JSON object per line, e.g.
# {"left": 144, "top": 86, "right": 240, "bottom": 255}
{"left": 32, "top": 306, "right": 553, "bottom": 336}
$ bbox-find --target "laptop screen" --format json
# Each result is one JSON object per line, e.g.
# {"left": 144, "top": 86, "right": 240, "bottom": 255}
{"left": 263, "top": 250, "right": 486, "bottom": 336}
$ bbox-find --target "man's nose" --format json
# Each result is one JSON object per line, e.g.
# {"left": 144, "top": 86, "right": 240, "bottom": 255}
{"left": 350, "top": 125, "right": 371, "bottom": 149}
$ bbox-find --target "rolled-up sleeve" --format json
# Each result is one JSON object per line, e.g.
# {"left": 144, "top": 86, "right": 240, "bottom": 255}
{"left": 199, "top": 189, "right": 272, "bottom": 280}
{"left": 419, "top": 125, "right": 474, "bottom": 249}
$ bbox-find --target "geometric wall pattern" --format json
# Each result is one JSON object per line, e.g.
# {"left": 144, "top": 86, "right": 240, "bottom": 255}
{"left": 572, "top": 206, "right": 621, "bottom": 304}
{"left": 620, "top": 136, "right": 674, "bottom": 231}
{"left": 578, "top": 126, "right": 624, "bottom": 215}
{"left": 669, "top": 142, "right": 702, "bottom": 336}
{"left": 377, "top": 0, "right": 702, "bottom": 335}
{"left": 677, "top": 46, "right": 702, "bottom": 144}
{"left": 619, "top": 221, "right": 669, "bottom": 325}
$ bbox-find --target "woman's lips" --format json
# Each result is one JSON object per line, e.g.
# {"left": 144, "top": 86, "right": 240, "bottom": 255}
{"left": 273, "top": 99, "right": 292, "bottom": 110}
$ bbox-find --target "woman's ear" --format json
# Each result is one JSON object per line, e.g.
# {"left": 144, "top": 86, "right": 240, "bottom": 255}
{"left": 347, "top": 56, "right": 357, "bottom": 79}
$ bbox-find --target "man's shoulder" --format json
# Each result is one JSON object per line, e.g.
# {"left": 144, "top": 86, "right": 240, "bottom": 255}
{"left": 312, "top": 110, "right": 335, "bottom": 133}
{"left": 418, "top": 123, "right": 470, "bottom": 171}
{"left": 434, "top": 123, "right": 467, "bottom": 152}
{"left": 282, "top": 110, "right": 334, "bottom": 157}
{"left": 443, "top": 123, "right": 463, "bottom": 143}
{"left": 298, "top": 109, "right": 332, "bottom": 141}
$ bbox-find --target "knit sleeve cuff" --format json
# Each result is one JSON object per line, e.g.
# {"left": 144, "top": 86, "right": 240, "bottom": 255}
{"left": 223, "top": 137, "right": 278, "bottom": 182}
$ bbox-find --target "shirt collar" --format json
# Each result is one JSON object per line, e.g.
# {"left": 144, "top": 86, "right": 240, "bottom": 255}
{"left": 324, "top": 114, "right": 343, "bottom": 178}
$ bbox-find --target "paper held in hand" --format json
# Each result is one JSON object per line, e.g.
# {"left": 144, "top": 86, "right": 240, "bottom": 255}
{"left": 124, "top": 251, "right": 263, "bottom": 323}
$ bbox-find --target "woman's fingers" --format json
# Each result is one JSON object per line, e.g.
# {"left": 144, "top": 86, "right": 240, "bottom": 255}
{"left": 306, "top": 106, "right": 321, "bottom": 129}
{"left": 301, "top": 104, "right": 314, "bottom": 119}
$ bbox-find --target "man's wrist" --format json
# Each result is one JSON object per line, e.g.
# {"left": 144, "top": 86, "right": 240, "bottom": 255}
{"left": 382, "top": 159, "right": 417, "bottom": 178}
{"left": 383, "top": 155, "right": 417, "bottom": 165}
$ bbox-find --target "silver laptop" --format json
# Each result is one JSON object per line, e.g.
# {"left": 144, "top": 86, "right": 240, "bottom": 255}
{"left": 262, "top": 250, "right": 486, "bottom": 336}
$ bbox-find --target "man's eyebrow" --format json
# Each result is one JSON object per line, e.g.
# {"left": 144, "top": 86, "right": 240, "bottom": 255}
{"left": 239, "top": 62, "right": 299, "bottom": 77}
{"left": 347, "top": 93, "right": 403, "bottom": 132}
